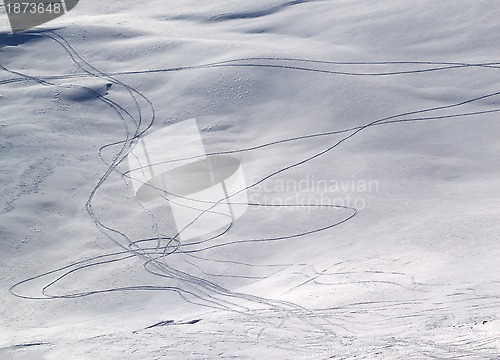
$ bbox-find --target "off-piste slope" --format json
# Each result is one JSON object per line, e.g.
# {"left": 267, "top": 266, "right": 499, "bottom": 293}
{"left": 1, "top": 0, "right": 499, "bottom": 358}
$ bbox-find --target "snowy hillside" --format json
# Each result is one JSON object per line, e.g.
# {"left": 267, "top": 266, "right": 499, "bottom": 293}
{"left": 1, "top": 0, "right": 500, "bottom": 359}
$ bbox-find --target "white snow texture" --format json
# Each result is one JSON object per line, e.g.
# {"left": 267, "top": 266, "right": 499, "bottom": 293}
{"left": 1, "top": 0, "right": 500, "bottom": 359}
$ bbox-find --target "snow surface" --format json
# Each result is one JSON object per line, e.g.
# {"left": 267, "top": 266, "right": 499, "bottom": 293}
{"left": 1, "top": 0, "right": 500, "bottom": 359}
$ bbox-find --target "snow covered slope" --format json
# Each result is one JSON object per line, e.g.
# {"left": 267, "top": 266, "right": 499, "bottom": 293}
{"left": 1, "top": 0, "right": 500, "bottom": 358}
